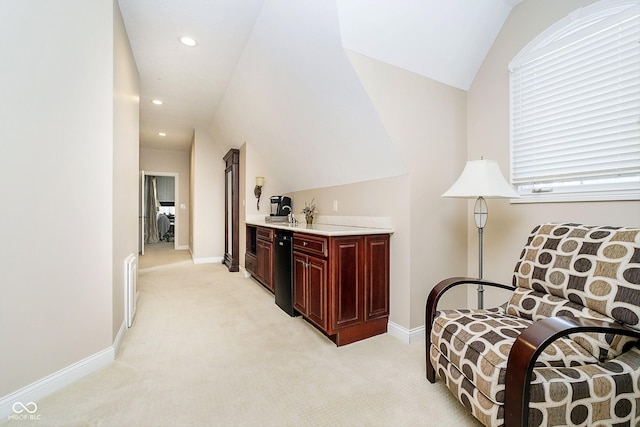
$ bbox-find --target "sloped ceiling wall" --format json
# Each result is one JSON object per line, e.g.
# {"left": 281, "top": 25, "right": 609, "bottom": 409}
{"left": 209, "top": 0, "right": 519, "bottom": 192}
{"left": 337, "top": 0, "right": 514, "bottom": 90}
{"left": 210, "top": 0, "right": 408, "bottom": 192}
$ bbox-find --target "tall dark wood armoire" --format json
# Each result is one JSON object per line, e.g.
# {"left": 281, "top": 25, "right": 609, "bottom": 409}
{"left": 223, "top": 149, "right": 239, "bottom": 272}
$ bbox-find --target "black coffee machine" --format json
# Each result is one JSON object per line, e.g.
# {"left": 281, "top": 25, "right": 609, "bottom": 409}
{"left": 270, "top": 196, "right": 292, "bottom": 216}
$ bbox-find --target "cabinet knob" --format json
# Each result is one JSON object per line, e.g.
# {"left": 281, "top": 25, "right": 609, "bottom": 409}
{"left": 303, "top": 242, "right": 308, "bottom": 246}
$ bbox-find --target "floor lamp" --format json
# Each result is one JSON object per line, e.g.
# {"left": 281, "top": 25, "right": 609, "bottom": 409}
{"left": 442, "top": 159, "right": 520, "bottom": 309}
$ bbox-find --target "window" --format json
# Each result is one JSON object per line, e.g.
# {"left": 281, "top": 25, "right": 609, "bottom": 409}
{"left": 509, "top": 0, "right": 640, "bottom": 202}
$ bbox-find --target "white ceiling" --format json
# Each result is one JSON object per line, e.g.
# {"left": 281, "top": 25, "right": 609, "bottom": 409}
{"left": 119, "top": 0, "right": 265, "bottom": 151}
{"left": 118, "top": 0, "right": 523, "bottom": 153}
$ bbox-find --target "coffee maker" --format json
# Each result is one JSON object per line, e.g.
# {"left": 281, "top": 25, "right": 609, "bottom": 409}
{"left": 269, "top": 196, "right": 292, "bottom": 216}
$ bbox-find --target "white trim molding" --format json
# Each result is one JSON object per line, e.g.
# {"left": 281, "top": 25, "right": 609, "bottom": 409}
{"left": 192, "top": 256, "right": 223, "bottom": 265}
{"left": 387, "top": 321, "right": 425, "bottom": 344}
{"left": 113, "top": 320, "right": 127, "bottom": 358}
{"left": 238, "top": 265, "right": 252, "bottom": 278}
{"left": 0, "top": 347, "right": 115, "bottom": 419}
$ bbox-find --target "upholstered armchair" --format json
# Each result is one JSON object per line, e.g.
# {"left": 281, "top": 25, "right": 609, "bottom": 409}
{"left": 426, "top": 223, "right": 640, "bottom": 427}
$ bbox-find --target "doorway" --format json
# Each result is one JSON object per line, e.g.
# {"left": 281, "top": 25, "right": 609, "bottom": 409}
{"left": 140, "top": 170, "right": 180, "bottom": 255}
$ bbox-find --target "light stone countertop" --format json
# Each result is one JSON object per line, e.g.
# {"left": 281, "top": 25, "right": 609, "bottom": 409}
{"left": 244, "top": 218, "right": 394, "bottom": 237}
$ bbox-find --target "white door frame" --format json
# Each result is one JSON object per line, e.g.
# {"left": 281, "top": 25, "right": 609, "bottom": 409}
{"left": 141, "top": 171, "right": 180, "bottom": 251}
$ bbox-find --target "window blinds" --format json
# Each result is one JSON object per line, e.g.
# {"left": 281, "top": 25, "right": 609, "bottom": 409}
{"left": 509, "top": 5, "right": 640, "bottom": 199}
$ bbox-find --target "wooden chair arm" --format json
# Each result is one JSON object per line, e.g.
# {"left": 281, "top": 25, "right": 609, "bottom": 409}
{"left": 504, "top": 316, "right": 640, "bottom": 427}
{"left": 426, "top": 277, "right": 514, "bottom": 328}
{"left": 425, "top": 277, "right": 514, "bottom": 382}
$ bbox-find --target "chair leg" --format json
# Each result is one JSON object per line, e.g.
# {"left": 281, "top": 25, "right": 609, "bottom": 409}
{"left": 426, "top": 328, "right": 436, "bottom": 382}
{"left": 425, "top": 299, "right": 437, "bottom": 383}
{"left": 426, "top": 354, "right": 436, "bottom": 383}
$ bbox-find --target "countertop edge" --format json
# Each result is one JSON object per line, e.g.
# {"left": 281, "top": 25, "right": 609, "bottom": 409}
{"left": 244, "top": 220, "right": 394, "bottom": 237}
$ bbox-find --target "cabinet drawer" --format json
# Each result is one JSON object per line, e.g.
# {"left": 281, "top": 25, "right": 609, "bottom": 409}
{"left": 257, "top": 227, "right": 274, "bottom": 242}
{"left": 245, "top": 252, "right": 256, "bottom": 275}
{"left": 293, "top": 233, "right": 328, "bottom": 257}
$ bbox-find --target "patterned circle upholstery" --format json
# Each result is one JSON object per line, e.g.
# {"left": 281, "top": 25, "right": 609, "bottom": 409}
{"left": 429, "top": 223, "right": 640, "bottom": 427}
{"left": 509, "top": 223, "right": 640, "bottom": 327}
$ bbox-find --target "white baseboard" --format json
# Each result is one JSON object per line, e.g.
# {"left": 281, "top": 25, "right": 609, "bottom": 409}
{"left": 0, "top": 346, "right": 114, "bottom": 419}
{"left": 113, "top": 320, "right": 126, "bottom": 357}
{"left": 176, "top": 245, "right": 189, "bottom": 251}
{"left": 193, "top": 256, "right": 223, "bottom": 265}
{"left": 387, "top": 321, "right": 425, "bottom": 344}
{"left": 238, "top": 265, "right": 251, "bottom": 278}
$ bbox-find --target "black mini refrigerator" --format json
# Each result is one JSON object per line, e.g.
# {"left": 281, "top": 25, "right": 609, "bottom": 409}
{"left": 274, "top": 230, "right": 296, "bottom": 316}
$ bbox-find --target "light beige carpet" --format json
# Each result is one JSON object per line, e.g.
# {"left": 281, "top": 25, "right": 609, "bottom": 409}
{"left": 1, "top": 248, "right": 482, "bottom": 427}
{"left": 139, "top": 242, "right": 192, "bottom": 269}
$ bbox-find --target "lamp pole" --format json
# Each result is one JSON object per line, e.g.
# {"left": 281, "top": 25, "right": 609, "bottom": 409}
{"left": 474, "top": 196, "right": 487, "bottom": 309}
{"left": 441, "top": 159, "right": 520, "bottom": 310}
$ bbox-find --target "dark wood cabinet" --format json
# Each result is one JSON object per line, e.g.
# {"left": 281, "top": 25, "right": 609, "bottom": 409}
{"left": 256, "top": 239, "right": 274, "bottom": 291}
{"left": 307, "top": 256, "right": 328, "bottom": 329}
{"left": 223, "top": 149, "right": 239, "bottom": 272}
{"left": 294, "top": 232, "right": 390, "bottom": 346}
{"left": 293, "top": 252, "right": 308, "bottom": 315}
{"left": 364, "top": 235, "right": 390, "bottom": 321}
{"left": 293, "top": 250, "right": 327, "bottom": 330}
{"left": 247, "top": 226, "right": 273, "bottom": 292}
{"left": 245, "top": 225, "right": 257, "bottom": 276}
{"left": 246, "top": 222, "right": 390, "bottom": 345}
{"left": 330, "top": 236, "right": 364, "bottom": 331}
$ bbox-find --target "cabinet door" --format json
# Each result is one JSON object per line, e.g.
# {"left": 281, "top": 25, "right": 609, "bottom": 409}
{"left": 330, "top": 236, "right": 364, "bottom": 330}
{"left": 364, "top": 235, "right": 390, "bottom": 320}
{"left": 256, "top": 241, "right": 264, "bottom": 282}
{"left": 307, "top": 256, "right": 327, "bottom": 330}
{"left": 293, "top": 252, "right": 308, "bottom": 315}
{"left": 256, "top": 240, "right": 274, "bottom": 291}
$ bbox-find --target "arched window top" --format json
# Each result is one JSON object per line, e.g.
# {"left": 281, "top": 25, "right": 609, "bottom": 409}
{"left": 511, "top": 0, "right": 639, "bottom": 70}
{"left": 509, "top": 0, "right": 640, "bottom": 202}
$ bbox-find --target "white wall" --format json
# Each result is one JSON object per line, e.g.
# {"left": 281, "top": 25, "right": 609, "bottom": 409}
{"left": 468, "top": 0, "right": 640, "bottom": 307}
{"left": 211, "top": 1, "right": 470, "bottom": 332}
{"left": 113, "top": 0, "right": 140, "bottom": 341}
{"left": 238, "top": 52, "right": 471, "bottom": 331}
{"left": 345, "top": 52, "right": 470, "bottom": 328}
{"left": 337, "top": 0, "right": 513, "bottom": 90}
{"left": 284, "top": 52, "right": 469, "bottom": 330}
{"left": 239, "top": 142, "right": 289, "bottom": 270}
{"left": 0, "top": 0, "right": 115, "bottom": 396}
{"left": 140, "top": 148, "right": 190, "bottom": 250}
{"left": 210, "top": 0, "right": 407, "bottom": 193}
{"left": 190, "top": 129, "right": 226, "bottom": 263}
{"left": 242, "top": 142, "right": 289, "bottom": 219}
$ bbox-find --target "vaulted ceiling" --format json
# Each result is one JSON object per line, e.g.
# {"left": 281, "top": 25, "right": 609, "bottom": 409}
{"left": 120, "top": 0, "right": 522, "bottom": 149}
{"left": 119, "top": 0, "right": 523, "bottom": 190}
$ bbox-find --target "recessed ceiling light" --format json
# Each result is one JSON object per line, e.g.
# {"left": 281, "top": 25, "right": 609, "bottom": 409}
{"left": 159, "top": 132, "right": 167, "bottom": 137}
{"left": 179, "top": 36, "right": 198, "bottom": 47}
{"left": 151, "top": 99, "right": 163, "bottom": 105}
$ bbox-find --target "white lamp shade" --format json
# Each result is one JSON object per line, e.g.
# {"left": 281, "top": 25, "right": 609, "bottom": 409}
{"left": 442, "top": 159, "right": 520, "bottom": 199}
{"left": 255, "top": 176, "right": 265, "bottom": 187}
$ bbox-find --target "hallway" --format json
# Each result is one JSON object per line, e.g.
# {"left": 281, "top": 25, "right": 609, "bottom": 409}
{"left": 0, "top": 248, "right": 480, "bottom": 426}
{"left": 139, "top": 242, "right": 192, "bottom": 270}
